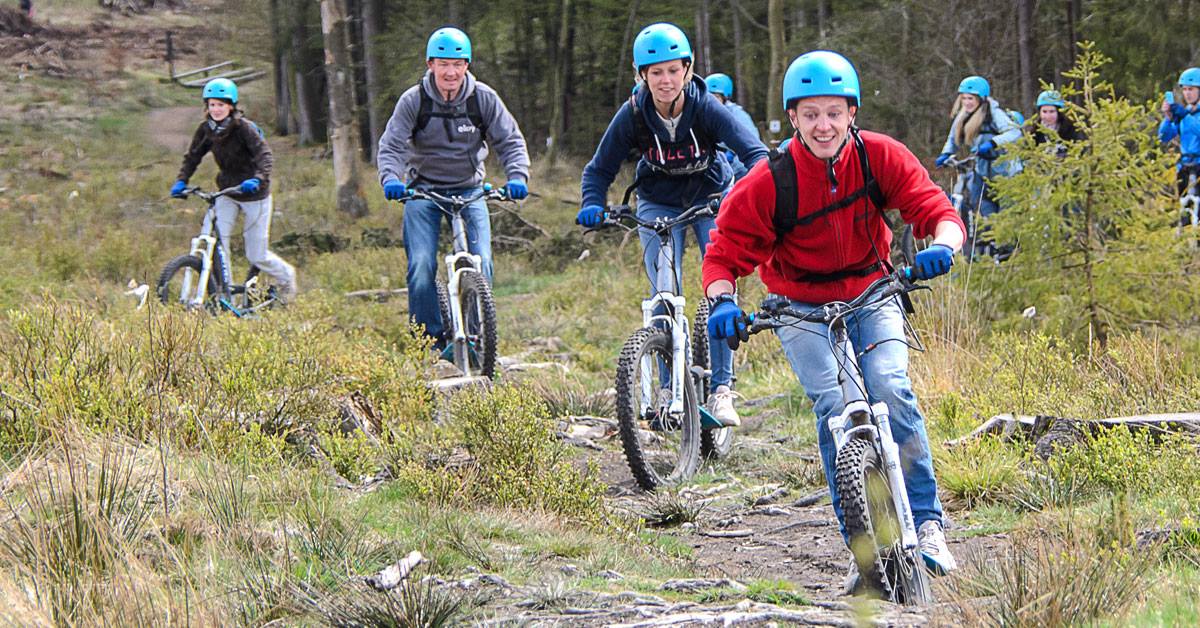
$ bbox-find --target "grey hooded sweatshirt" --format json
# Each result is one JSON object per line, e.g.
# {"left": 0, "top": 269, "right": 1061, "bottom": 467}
{"left": 377, "top": 71, "right": 530, "bottom": 189}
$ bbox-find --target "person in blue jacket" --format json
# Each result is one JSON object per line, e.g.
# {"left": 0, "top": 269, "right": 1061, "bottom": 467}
{"left": 706, "top": 72, "right": 761, "bottom": 179}
{"left": 1160, "top": 68, "right": 1200, "bottom": 200}
{"left": 578, "top": 22, "right": 767, "bottom": 427}
{"left": 934, "top": 76, "right": 1021, "bottom": 259}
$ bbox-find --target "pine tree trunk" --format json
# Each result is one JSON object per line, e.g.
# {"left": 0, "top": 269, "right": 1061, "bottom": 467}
{"left": 546, "top": 0, "right": 572, "bottom": 164}
{"left": 320, "top": 0, "right": 368, "bottom": 218}
{"left": 694, "top": 0, "right": 711, "bottom": 76}
{"left": 292, "top": 0, "right": 326, "bottom": 145}
{"left": 766, "top": 0, "right": 785, "bottom": 141}
{"left": 614, "top": 0, "right": 641, "bottom": 107}
{"left": 361, "top": 0, "right": 383, "bottom": 162}
{"left": 731, "top": 0, "right": 746, "bottom": 113}
{"left": 270, "top": 0, "right": 291, "bottom": 136}
{"left": 1017, "top": 0, "right": 1036, "bottom": 108}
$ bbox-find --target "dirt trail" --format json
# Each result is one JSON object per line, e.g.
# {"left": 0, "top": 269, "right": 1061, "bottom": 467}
{"left": 147, "top": 106, "right": 199, "bottom": 153}
{"left": 557, "top": 400, "right": 1008, "bottom": 624}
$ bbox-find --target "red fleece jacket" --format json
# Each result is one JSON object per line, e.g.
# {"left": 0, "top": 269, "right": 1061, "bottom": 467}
{"left": 702, "top": 130, "right": 965, "bottom": 303}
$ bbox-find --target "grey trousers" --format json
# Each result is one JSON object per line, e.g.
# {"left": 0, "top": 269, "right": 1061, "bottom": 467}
{"left": 204, "top": 194, "right": 296, "bottom": 288}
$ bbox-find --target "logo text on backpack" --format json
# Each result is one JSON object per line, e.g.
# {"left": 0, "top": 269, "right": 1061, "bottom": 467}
{"left": 458, "top": 124, "right": 477, "bottom": 133}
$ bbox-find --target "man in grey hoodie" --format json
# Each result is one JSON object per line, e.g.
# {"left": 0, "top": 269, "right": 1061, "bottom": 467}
{"left": 378, "top": 26, "right": 531, "bottom": 350}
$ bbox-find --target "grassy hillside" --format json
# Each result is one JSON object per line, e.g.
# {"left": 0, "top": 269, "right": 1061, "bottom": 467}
{"left": 2, "top": 4, "right": 1200, "bottom": 626}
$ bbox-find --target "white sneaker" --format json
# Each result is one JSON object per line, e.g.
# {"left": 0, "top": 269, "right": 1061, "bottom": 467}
{"left": 706, "top": 385, "right": 741, "bottom": 427}
{"left": 917, "top": 520, "right": 957, "bottom": 575}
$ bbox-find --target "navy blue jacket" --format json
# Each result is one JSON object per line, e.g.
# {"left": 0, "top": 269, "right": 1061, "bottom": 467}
{"left": 581, "top": 76, "right": 767, "bottom": 209}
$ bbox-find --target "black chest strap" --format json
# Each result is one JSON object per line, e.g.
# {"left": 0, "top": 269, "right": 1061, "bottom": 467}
{"left": 412, "top": 85, "right": 487, "bottom": 141}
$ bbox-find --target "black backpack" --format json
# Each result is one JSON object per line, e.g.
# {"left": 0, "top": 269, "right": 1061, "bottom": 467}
{"left": 625, "top": 85, "right": 716, "bottom": 174}
{"left": 768, "top": 128, "right": 892, "bottom": 283}
{"left": 770, "top": 127, "right": 886, "bottom": 240}
{"left": 411, "top": 84, "right": 488, "bottom": 141}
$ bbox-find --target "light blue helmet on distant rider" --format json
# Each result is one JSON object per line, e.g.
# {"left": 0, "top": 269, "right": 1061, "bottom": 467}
{"left": 958, "top": 75, "right": 990, "bottom": 99}
{"left": 1036, "top": 89, "right": 1065, "bottom": 108}
{"left": 632, "top": 23, "right": 692, "bottom": 70}
{"left": 202, "top": 78, "right": 238, "bottom": 104}
{"left": 782, "top": 50, "right": 860, "bottom": 109}
{"left": 1180, "top": 68, "right": 1200, "bottom": 87}
{"left": 706, "top": 73, "right": 734, "bottom": 97}
{"left": 427, "top": 27, "right": 472, "bottom": 62}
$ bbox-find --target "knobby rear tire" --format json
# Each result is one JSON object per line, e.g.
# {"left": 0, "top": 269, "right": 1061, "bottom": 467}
{"left": 693, "top": 298, "right": 732, "bottom": 459}
{"left": 615, "top": 327, "right": 701, "bottom": 492}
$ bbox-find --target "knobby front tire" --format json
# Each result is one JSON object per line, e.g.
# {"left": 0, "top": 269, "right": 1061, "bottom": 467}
{"left": 456, "top": 270, "right": 497, "bottom": 378}
{"left": 615, "top": 327, "right": 701, "bottom": 492}
{"left": 156, "top": 254, "right": 218, "bottom": 310}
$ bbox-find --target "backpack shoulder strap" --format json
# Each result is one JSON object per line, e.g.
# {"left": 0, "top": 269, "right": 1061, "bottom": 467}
{"left": 851, "top": 128, "right": 887, "bottom": 210}
{"left": 769, "top": 145, "right": 799, "bottom": 243}
{"left": 411, "top": 85, "right": 434, "bottom": 141}
{"left": 629, "top": 89, "right": 653, "bottom": 155}
{"left": 466, "top": 90, "right": 488, "bottom": 137}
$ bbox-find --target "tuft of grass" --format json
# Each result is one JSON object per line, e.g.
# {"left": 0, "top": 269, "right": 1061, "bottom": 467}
{"left": 934, "top": 436, "right": 1024, "bottom": 509}
{"left": 0, "top": 438, "right": 160, "bottom": 623}
{"left": 949, "top": 511, "right": 1154, "bottom": 627}
{"left": 305, "top": 578, "right": 471, "bottom": 628}
{"left": 639, "top": 489, "right": 708, "bottom": 528}
{"left": 526, "top": 375, "right": 615, "bottom": 420}
{"left": 193, "top": 461, "right": 251, "bottom": 535}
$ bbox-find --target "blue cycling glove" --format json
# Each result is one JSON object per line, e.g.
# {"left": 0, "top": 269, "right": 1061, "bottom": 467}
{"left": 170, "top": 180, "right": 187, "bottom": 197}
{"left": 913, "top": 244, "right": 955, "bottom": 280}
{"left": 976, "top": 140, "right": 998, "bottom": 160}
{"left": 383, "top": 178, "right": 407, "bottom": 201}
{"left": 504, "top": 179, "right": 528, "bottom": 200}
{"left": 707, "top": 296, "right": 746, "bottom": 341}
{"left": 576, "top": 205, "right": 605, "bottom": 228}
{"left": 934, "top": 153, "right": 952, "bottom": 168}
{"left": 240, "top": 178, "right": 261, "bottom": 195}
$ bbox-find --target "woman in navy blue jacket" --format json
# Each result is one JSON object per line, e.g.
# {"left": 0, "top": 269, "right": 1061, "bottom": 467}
{"left": 577, "top": 22, "right": 767, "bottom": 427}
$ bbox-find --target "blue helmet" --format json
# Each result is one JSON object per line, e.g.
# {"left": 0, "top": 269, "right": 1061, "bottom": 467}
{"left": 632, "top": 23, "right": 692, "bottom": 70}
{"left": 958, "top": 75, "right": 990, "bottom": 98}
{"left": 1007, "top": 109, "right": 1026, "bottom": 126}
{"left": 782, "top": 50, "right": 860, "bottom": 109}
{"left": 202, "top": 78, "right": 238, "bottom": 104}
{"left": 706, "top": 73, "right": 734, "bottom": 97}
{"left": 1180, "top": 68, "right": 1200, "bottom": 87}
{"left": 1036, "top": 89, "right": 1065, "bottom": 108}
{"left": 427, "top": 27, "right": 472, "bottom": 62}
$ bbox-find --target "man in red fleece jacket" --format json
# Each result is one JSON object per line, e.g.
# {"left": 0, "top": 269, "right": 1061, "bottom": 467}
{"left": 702, "top": 51, "right": 965, "bottom": 590}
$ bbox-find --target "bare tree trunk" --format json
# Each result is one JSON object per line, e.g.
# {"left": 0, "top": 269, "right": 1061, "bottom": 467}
{"left": 1064, "top": 0, "right": 1079, "bottom": 70}
{"left": 817, "top": 0, "right": 830, "bottom": 43}
{"left": 320, "top": 0, "right": 368, "bottom": 217}
{"left": 270, "top": 0, "right": 292, "bottom": 136}
{"left": 731, "top": 0, "right": 747, "bottom": 113}
{"left": 546, "top": 0, "right": 573, "bottom": 164}
{"left": 361, "top": 0, "right": 383, "bottom": 162}
{"left": 614, "top": 0, "right": 641, "bottom": 107}
{"left": 1017, "top": 0, "right": 1036, "bottom": 108}
{"left": 292, "top": 0, "right": 326, "bottom": 144}
{"left": 767, "top": 0, "right": 786, "bottom": 142}
{"left": 694, "top": 0, "right": 711, "bottom": 76}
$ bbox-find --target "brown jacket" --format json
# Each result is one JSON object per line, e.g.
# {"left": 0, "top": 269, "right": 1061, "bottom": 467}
{"left": 177, "top": 114, "right": 273, "bottom": 202}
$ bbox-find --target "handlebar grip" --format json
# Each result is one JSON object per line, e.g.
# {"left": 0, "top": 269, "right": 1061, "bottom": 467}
{"left": 483, "top": 183, "right": 493, "bottom": 192}
{"left": 723, "top": 314, "right": 753, "bottom": 351}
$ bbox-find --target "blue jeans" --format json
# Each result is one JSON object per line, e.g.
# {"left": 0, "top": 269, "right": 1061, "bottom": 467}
{"left": 965, "top": 171, "right": 1000, "bottom": 219}
{"left": 636, "top": 198, "right": 733, "bottom": 391}
{"left": 773, "top": 288, "right": 943, "bottom": 542}
{"left": 402, "top": 186, "right": 492, "bottom": 342}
